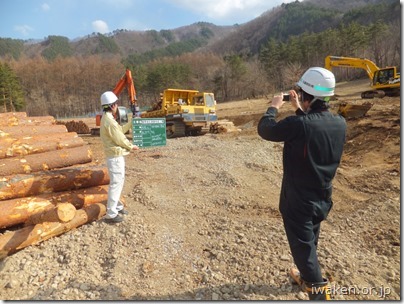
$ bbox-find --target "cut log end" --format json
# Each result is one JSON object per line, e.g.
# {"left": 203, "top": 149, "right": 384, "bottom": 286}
{"left": 25, "top": 203, "right": 77, "bottom": 225}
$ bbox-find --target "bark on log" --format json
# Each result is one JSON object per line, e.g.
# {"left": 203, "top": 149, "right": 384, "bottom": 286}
{"left": 0, "top": 116, "right": 56, "bottom": 127}
{"left": 0, "top": 185, "right": 108, "bottom": 229}
{"left": 52, "top": 185, "right": 109, "bottom": 209}
{"left": 0, "top": 133, "right": 84, "bottom": 158}
{"left": 0, "top": 112, "right": 27, "bottom": 119}
{"left": 0, "top": 203, "right": 106, "bottom": 259}
{"left": 0, "top": 131, "right": 78, "bottom": 146}
{"left": 25, "top": 203, "right": 77, "bottom": 225}
{"left": 0, "top": 125, "right": 68, "bottom": 137}
{"left": 0, "top": 165, "right": 109, "bottom": 200}
{"left": 56, "top": 120, "right": 90, "bottom": 134}
{"left": 209, "top": 120, "right": 239, "bottom": 134}
{"left": 0, "top": 145, "right": 92, "bottom": 175}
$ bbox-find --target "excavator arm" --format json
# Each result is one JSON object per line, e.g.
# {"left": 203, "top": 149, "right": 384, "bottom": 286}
{"left": 92, "top": 68, "right": 139, "bottom": 133}
{"left": 112, "top": 68, "right": 139, "bottom": 115}
{"left": 324, "top": 56, "right": 380, "bottom": 80}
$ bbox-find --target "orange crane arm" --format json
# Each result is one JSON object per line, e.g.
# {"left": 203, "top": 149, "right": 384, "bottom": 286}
{"left": 112, "top": 68, "right": 137, "bottom": 106}
{"left": 112, "top": 68, "right": 139, "bottom": 115}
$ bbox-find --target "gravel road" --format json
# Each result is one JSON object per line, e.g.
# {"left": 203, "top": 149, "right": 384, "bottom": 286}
{"left": 0, "top": 94, "right": 400, "bottom": 300}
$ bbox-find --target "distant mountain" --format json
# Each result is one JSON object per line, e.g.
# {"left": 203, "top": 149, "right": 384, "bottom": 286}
{"left": 71, "top": 22, "right": 237, "bottom": 58}
{"left": 204, "top": 0, "right": 400, "bottom": 56}
{"left": 0, "top": 0, "right": 399, "bottom": 61}
{"left": 305, "top": 0, "right": 397, "bottom": 11}
{"left": 1, "top": 22, "right": 236, "bottom": 60}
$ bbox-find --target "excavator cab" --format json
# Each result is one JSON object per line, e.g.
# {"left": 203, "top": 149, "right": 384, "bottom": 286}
{"left": 371, "top": 67, "right": 400, "bottom": 97}
{"left": 373, "top": 67, "right": 400, "bottom": 85}
{"left": 116, "top": 106, "right": 132, "bottom": 134}
{"left": 116, "top": 106, "right": 129, "bottom": 125}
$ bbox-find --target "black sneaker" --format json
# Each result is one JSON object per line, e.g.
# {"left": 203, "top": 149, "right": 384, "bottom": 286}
{"left": 104, "top": 215, "right": 124, "bottom": 223}
{"left": 118, "top": 209, "right": 129, "bottom": 215}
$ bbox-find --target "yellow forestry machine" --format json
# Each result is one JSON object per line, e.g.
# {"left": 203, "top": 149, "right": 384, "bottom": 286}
{"left": 141, "top": 88, "right": 217, "bottom": 138}
{"left": 325, "top": 56, "right": 400, "bottom": 118}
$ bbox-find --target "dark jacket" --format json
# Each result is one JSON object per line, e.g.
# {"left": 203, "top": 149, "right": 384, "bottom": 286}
{"left": 257, "top": 102, "right": 346, "bottom": 215}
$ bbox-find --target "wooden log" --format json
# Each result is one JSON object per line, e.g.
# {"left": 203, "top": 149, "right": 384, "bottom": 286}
{"left": 0, "top": 165, "right": 109, "bottom": 200}
{"left": 0, "top": 124, "right": 68, "bottom": 137}
{"left": 25, "top": 203, "right": 76, "bottom": 225}
{"left": 0, "top": 185, "right": 108, "bottom": 229}
{"left": 53, "top": 185, "right": 109, "bottom": 209}
{"left": 0, "top": 132, "right": 84, "bottom": 158}
{"left": 0, "top": 202, "right": 106, "bottom": 259}
{"left": 56, "top": 120, "right": 90, "bottom": 134}
{"left": 0, "top": 145, "right": 92, "bottom": 175}
{"left": 209, "top": 120, "right": 239, "bottom": 134}
{"left": 0, "top": 131, "right": 78, "bottom": 146}
{"left": 0, "top": 116, "right": 56, "bottom": 127}
{"left": 0, "top": 112, "right": 27, "bottom": 119}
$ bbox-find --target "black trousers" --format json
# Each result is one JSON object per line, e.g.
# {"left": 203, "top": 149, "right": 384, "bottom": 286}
{"left": 282, "top": 211, "right": 323, "bottom": 282}
{"left": 279, "top": 179, "right": 334, "bottom": 283}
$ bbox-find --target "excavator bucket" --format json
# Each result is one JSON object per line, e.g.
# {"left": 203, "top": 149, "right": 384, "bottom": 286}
{"left": 338, "top": 102, "right": 373, "bottom": 119}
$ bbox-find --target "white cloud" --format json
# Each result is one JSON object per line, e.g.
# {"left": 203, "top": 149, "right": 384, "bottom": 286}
{"left": 92, "top": 20, "right": 110, "bottom": 34}
{"left": 167, "top": 0, "right": 295, "bottom": 21}
{"left": 14, "top": 25, "right": 34, "bottom": 36}
{"left": 41, "top": 3, "right": 51, "bottom": 12}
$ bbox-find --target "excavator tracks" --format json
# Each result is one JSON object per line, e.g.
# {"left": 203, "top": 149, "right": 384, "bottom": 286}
{"left": 166, "top": 120, "right": 186, "bottom": 138}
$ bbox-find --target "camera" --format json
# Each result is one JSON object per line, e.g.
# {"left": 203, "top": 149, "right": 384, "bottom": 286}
{"left": 282, "top": 93, "right": 290, "bottom": 102}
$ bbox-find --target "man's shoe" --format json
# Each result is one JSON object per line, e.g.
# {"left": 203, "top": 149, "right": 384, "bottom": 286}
{"left": 118, "top": 209, "right": 129, "bottom": 215}
{"left": 290, "top": 267, "right": 303, "bottom": 287}
{"left": 104, "top": 215, "right": 124, "bottom": 223}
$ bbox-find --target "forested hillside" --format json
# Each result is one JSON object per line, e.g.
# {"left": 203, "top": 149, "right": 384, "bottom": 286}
{"left": 0, "top": 0, "right": 400, "bottom": 118}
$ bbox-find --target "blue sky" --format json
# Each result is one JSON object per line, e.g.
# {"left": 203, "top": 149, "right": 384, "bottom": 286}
{"left": 0, "top": 0, "right": 295, "bottom": 41}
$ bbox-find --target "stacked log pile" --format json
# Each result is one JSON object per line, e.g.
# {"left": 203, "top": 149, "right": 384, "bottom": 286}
{"left": 0, "top": 112, "right": 109, "bottom": 259}
{"left": 56, "top": 120, "right": 91, "bottom": 134}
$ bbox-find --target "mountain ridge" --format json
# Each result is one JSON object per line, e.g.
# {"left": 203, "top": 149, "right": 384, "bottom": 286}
{"left": 0, "top": 0, "right": 399, "bottom": 61}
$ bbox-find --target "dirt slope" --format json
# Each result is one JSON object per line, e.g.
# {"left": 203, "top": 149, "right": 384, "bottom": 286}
{"left": 0, "top": 79, "right": 400, "bottom": 300}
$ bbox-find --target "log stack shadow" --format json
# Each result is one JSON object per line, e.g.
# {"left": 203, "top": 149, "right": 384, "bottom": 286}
{"left": 0, "top": 112, "right": 109, "bottom": 259}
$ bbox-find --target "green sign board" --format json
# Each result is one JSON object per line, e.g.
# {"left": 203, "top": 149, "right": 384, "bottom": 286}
{"left": 132, "top": 118, "right": 167, "bottom": 148}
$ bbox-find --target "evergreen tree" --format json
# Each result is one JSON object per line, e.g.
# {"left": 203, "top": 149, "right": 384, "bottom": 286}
{"left": 0, "top": 63, "right": 25, "bottom": 112}
{"left": 41, "top": 36, "right": 73, "bottom": 61}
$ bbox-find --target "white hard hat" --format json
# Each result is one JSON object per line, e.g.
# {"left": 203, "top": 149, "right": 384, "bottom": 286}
{"left": 297, "top": 67, "right": 335, "bottom": 97}
{"left": 100, "top": 91, "right": 118, "bottom": 106}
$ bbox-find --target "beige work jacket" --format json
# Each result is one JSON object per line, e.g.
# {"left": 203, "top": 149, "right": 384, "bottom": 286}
{"left": 100, "top": 112, "right": 134, "bottom": 158}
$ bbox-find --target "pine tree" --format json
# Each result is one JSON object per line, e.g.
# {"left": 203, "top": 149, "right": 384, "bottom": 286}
{"left": 0, "top": 63, "right": 25, "bottom": 112}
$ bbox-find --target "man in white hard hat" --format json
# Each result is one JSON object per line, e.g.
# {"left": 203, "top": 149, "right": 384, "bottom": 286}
{"left": 100, "top": 91, "right": 139, "bottom": 223}
{"left": 257, "top": 67, "right": 346, "bottom": 300}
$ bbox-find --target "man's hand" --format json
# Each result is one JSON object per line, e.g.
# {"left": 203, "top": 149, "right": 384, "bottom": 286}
{"left": 132, "top": 145, "right": 140, "bottom": 151}
{"left": 289, "top": 90, "right": 304, "bottom": 112}
{"left": 269, "top": 94, "right": 284, "bottom": 109}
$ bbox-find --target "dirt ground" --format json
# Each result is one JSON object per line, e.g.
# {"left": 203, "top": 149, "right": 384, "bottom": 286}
{"left": 0, "top": 79, "right": 400, "bottom": 300}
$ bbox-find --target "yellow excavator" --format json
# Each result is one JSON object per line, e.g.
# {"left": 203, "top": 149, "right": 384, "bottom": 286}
{"left": 325, "top": 55, "right": 400, "bottom": 99}
{"left": 325, "top": 56, "right": 400, "bottom": 118}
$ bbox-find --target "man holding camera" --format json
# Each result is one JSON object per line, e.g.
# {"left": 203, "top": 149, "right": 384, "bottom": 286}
{"left": 257, "top": 67, "right": 346, "bottom": 300}
{"left": 100, "top": 91, "right": 139, "bottom": 223}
